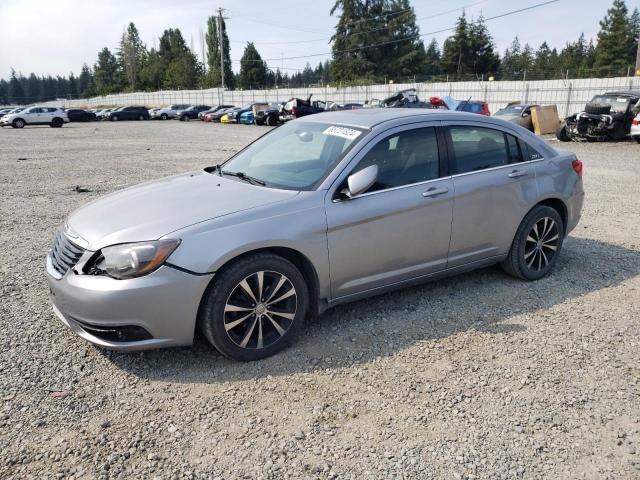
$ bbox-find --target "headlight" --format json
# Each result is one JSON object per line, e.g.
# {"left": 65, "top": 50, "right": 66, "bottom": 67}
{"left": 90, "top": 239, "right": 180, "bottom": 279}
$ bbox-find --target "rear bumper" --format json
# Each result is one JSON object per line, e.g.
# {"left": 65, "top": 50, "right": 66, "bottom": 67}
{"left": 566, "top": 190, "right": 585, "bottom": 235}
{"left": 46, "top": 258, "right": 213, "bottom": 351}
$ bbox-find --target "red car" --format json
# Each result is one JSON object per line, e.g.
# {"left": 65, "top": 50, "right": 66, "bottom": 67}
{"left": 456, "top": 100, "right": 491, "bottom": 116}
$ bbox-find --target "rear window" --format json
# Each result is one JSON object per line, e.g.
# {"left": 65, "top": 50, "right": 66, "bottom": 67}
{"left": 458, "top": 103, "right": 483, "bottom": 113}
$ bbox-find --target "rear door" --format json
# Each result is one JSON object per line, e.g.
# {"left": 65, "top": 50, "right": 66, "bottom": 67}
{"left": 443, "top": 122, "right": 540, "bottom": 267}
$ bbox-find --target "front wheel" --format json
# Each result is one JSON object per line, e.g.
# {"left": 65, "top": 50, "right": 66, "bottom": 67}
{"left": 501, "top": 205, "right": 564, "bottom": 281}
{"left": 183, "top": 116, "right": 190, "bottom": 122}
{"left": 111, "top": 115, "right": 118, "bottom": 121}
{"left": 138, "top": 114, "right": 145, "bottom": 121}
{"left": 556, "top": 122, "right": 571, "bottom": 142}
{"left": 266, "top": 115, "right": 277, "bottom": 127}
{"left": 199, "top": 253, "right": 309, "bottom": 361}
{"left": 12, "top": 119, "right": 25, "bottom": 129}
{"left": 161, "top": 113, "right": 168, "bottom": 120}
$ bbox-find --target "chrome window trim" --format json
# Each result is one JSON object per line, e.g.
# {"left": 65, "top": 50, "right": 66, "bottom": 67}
{"left": 450, "top": 157, "right": 545, "bottom": 179}
{"left": 333, "top": 175, "right": 452, "bottom": 202}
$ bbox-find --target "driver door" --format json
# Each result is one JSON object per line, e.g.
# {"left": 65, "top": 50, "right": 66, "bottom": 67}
{"left": 325, "top": 123, "right": 454, "bottom": 300}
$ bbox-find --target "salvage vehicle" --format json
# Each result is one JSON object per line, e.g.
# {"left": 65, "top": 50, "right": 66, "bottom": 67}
{"left": 109, "top": 106, "right": 149, "bottom": 121}
{"left": 199, "top": 105, "right": 234, "bottom": 120}
{"left": 382, "top": 89, "right": 448, "bottom": 110}
{"left": 1, "top": 106, "right": 68, "bottom": 128}
{"left": 326, "top": 102, "right": 364, "bottom": 111}
{"left": 46, "top": 109, "right": 584, "bottom": 361}
{"left": 239, "top": 111, "right": 255, "bottom": 124}
{"left": 151, "top": 104, "right": 191, "bottom": 120}
{"left": 631, "top": 113, "right": 640, "bottom": 143}
{"left": 556, "top": 91, "right": 640, "bottom": 142}
{"left": 225, "top": 103, "right": 256, "bottom": 124}
{"left": 208, "top": 107, "right": 240, "bottom": 123}
{"left": 493, "top": 103, "right": 540, "bottom": 132}
{"left": 177, "top": 105, "right": 211, "bottom": 121}
{"left": 280, "top": 95, "right": 325, "bottom": 122}
{"left": 66, "top": 109, "right": 97, "bottom": 122}
{"left": 255, "top": 102, "right": 283, "bottom": 126}
{"left": 456, "top": 100, "right": 491, "bottom": 116}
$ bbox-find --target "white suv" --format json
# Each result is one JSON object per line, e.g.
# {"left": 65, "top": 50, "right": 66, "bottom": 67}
{"left": 150, "top": 104, "right": 191, "bottom": 120}
{"left": 0, "top": 106, "right": 69, "bottom": 128}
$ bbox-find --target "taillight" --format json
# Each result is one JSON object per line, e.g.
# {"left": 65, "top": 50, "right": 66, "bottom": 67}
{"left": 633, "top": 117, "right": 639, "bottom": 126}
{"left": 291, "top": 107, "right": 298, "bottom": 116}
{"left": 571, "top": 159, "right": 583, "bottom": 178}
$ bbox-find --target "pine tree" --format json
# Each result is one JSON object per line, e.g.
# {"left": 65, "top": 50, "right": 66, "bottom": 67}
{"left": 158, "top": 29, "right": 203, "bottom": 89}
{"left": 594, "top": 0, "right": 636, "bottom": 75}
{"left": 26, "top": 73, "right": 40, "bottom": 103}
{"left": 468, "top": 15, "right": 500, "bottom": 78}
{"left": 78, "top": 63, "right": 95, "bottom": 97}
{"left": 94, "top": 47, "right": 121, "bottom": 94}
{"left": 117, "top": 22, "right": 147, "bottom": 91}
{"left": 0, "top": 80, "right": 8, "bottom": 104}
{"left": 68, "top": 73, "right": 79, "bottom": 98}
{"left": 7, "top": 69, "right": 25, "bottom": 104}
{"left": 239, "top": 42, "right": 268, "bottom": 89}
{"left": 440, "top": 12, "right": 470, "bottom": 77}
{"left": 500, "top": 37, "right": 522, "bottom": 79}
{"left": 205, "top": 15, "right": 234, "bottom": 88}
{"left": 382, "top": 0, "right": 428, "bottom": 80}
{"left": 424, "top": 38, "right": 441, "bottom": 77}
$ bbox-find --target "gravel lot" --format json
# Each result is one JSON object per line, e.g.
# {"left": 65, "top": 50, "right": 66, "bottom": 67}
{"left": 1, "top": 120, "right": 639, "bottom": 479}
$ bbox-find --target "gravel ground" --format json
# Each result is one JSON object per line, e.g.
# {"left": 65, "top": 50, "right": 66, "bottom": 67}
{"left": 0, "top": 120, "right": 639, "bottom": 480}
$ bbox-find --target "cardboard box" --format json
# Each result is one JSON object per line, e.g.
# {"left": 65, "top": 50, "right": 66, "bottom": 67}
{"left": 531, "top": 105, "right": 560, "bottom": 135}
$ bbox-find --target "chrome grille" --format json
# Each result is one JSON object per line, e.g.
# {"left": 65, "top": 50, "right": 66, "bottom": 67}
{"left": 50, "top": 230, "right": 85, "bottom": 276}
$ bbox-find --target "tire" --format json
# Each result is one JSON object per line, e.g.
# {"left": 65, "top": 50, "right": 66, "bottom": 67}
{"left": 636, "top": 137, "right": 640, "bottom": 144}
{"left": 183, "top": 116, "right": 190, "bottom": 122}
{"left": 266, "top": 115, "right": 277, "bottom": 127}
{"left": 12, "top": 119, "right": 25, "bottom": 129}
{"left": 501, "top": 205, "right": 565, "bottom": 281}
{"left": 161, "top": 113, "right": 168, "bottom": 120}
{"left": 556, "top": 122, "right": 571, "bottom": 142}
{"left": 584, "top": 102, "right": 611, "bottom": 115}
{"left": 111, "top": 115, "right": 118, "bottom": 121}
{"left": 199, "top": 253, "right": 309, "bottom": 361}
{"left": 51, "top": 118, "right": 63, "bottom": 128}
{"left": 137, "top": 114, "right": 145, "bottom": 121}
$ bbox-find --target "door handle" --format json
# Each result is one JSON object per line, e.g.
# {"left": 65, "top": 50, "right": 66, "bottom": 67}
{"left": 508, "top": 170, "right": 528, "bottom": 179}
{"left": 422, "top": 187, "right": 449, "bottom": 198}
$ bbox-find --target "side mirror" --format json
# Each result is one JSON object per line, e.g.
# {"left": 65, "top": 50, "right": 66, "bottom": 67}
{"left": 342, "top": 165, "right": 378, "bottom": 199}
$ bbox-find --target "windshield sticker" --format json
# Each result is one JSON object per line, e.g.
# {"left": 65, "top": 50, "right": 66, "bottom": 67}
{"left": 616, "top": 98, "right": 627, "bottom": 103}
{"left": 323, "top": 126, "right": 361, "bottom": 140}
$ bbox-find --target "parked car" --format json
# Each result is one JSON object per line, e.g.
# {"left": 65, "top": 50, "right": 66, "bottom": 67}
{"left": 177, "top": 105, "right": 211, "bottom": 121}
{"left": 109, "top": 106, "right": 149, "bottom": 121}
{"left": 326, "top": 102, "right": 364, "bottom": 111}
{"left": 239, "top": 111, "right": 255, "bottom": 125}
{"left": 493, "top": 103, "right": 540, "bottom": 132}
{"left": 0, "top": 107, "right": 16, "bottom": 118}
{"left": 631, "top": 113, "right": 640, "bottom": 143}
{"left": 255, "top": 102, "right": 284, "bottom": 126}
{"left": 0, "top": 106, "right": 27, "bottom": 121}
{"left": 556, "top": 91, "right": 640, "bottom": 142}
{"left": 199, "top": 105, "right": 235, "bottom": 120}
{"left": 1, "top": 106, "right": 68, "bottom": 128}
{"left": 66, "top": 109, "right": 97, "bottom": 122}
{"left": 220, "top": 112, "right": 234, "bottom": 124}
{"left": 280, "top": 95, "right": 325, "bottom": 122}
{"left": 46, "top": 109, "right": 584, "bottom": 361}
{"left": 226, "top": 103, "right": 268, "bottom": 124}
{"left": 95, "top": 108, "right": 114, "bottom": 121}
{"left": 151, "top": 104, "right": 191, "bottom": 120}
{"left": 456, "top": 100, "right": 491, "bottom": 116}
{"left": 207, "top": 107, "right": 239, "bottom": 123}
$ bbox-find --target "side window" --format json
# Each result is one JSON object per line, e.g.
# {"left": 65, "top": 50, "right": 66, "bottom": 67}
{"left": 506, "top": 134, "right": 523, "bottom": 163}
{"left": 525, "top": 143, "right": 544, "bottom": 161}
{"left": 352, "top": 127, "right": 440, "bottom": 193}
{"left": 449, "top": 127, "right": 509, "bottom": 174}
{"left": 29, "top": 108, "right": 42, "bottom": 114}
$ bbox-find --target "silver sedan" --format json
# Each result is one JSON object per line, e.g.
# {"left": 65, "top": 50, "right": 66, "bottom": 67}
{"left": 46, "top": 109, "right": 584, "bottom": 361}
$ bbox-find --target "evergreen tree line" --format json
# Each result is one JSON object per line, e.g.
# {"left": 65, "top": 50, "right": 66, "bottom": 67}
{"left": 1, "top": 0, "right": 638, "bottom": 104}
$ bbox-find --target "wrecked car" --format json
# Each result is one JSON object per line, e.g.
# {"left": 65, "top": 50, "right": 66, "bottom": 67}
{"left": 279, "top": 95, "right": 325, "bottom": 122}
{"left": 494, "top": 103, "right": 540, "bottom": 132}
{"left": 381, "top": 89, "right": 448, "bottom": 110}
{"left": 556, "top": 91, "right": 640, "bottom": 142}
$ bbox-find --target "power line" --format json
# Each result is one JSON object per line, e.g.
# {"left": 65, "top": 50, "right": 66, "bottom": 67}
{"left": 228, "top": 0, "right": 487, "bottom": 47}
{"left": 236, "top": 0, "right": 560, "bottom": 64}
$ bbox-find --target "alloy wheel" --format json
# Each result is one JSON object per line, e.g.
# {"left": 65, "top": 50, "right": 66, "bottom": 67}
{"left": 524, "top": 217, "right": 559, "bottom": 271}
{"left": 224, "top": 271, "right": 297, "bottom": 350}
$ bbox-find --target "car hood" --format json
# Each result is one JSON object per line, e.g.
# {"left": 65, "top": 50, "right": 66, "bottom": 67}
{"left": 67, "top": 171, "right": 299, "bottom": 251}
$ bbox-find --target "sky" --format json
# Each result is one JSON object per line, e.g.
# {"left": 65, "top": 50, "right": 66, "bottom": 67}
{"left": 1, "top": 0, "right": 638, "bottom": 80}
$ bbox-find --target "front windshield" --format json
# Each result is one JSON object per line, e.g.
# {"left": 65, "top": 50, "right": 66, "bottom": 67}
{"left": 590, "top": 95, "right": 630, "bottom": 113}
{"left": 219, "top": 121, "right": 366, "bottom": 190}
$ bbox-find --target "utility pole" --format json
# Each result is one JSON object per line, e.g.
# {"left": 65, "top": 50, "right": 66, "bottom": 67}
{"left": 217, "top": 7, "right": 226, "bottom": 101}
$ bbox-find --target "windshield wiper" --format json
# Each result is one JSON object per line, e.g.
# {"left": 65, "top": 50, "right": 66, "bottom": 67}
{"left": 221, "top": 170, "right": 266, "bottom": 186}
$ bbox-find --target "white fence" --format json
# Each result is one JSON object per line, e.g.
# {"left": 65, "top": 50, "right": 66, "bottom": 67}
{"left": 51, "top": 76, "right": 640, "bottom": 118}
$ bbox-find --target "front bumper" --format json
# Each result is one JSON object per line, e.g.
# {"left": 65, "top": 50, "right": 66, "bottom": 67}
{"left": 46, "top": 255, "right": 213, "bottom": 351}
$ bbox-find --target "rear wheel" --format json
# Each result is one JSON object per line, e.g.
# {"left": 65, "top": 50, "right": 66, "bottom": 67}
{"left": 111, "top": 115, "right": 119, "bottom": 121}
{"left": 183, "top": 116, "right": 190, "bottom": 122}
{"left": 12, "top": 119, "right": 25, "bottom": 129}
{"left": 51, "top": 118, "right": 63, "bottom": 128}
{"left": 556, "top": 122, "right": 571, "bottom": 142}
{"left": 266, "top": 115, "right": 277, "bottom": 127}
{"left": 137, "top": 114, "right": 145, "bottom": 121}
{"left": 160, "top": 113, "right": 168, "bottom": 120}
{"left": 199, "top": 253, "right": 309, "bottom": 361}
{"left": 501, "top": 205, "right": 564, "bottom": 281}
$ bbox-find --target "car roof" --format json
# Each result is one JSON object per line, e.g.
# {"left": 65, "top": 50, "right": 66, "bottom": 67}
{"left": 603, "top": 91, "right": 640, "bottom": 98}
{"left": 298, "top": 108, "right": 491, "bottom": 129}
